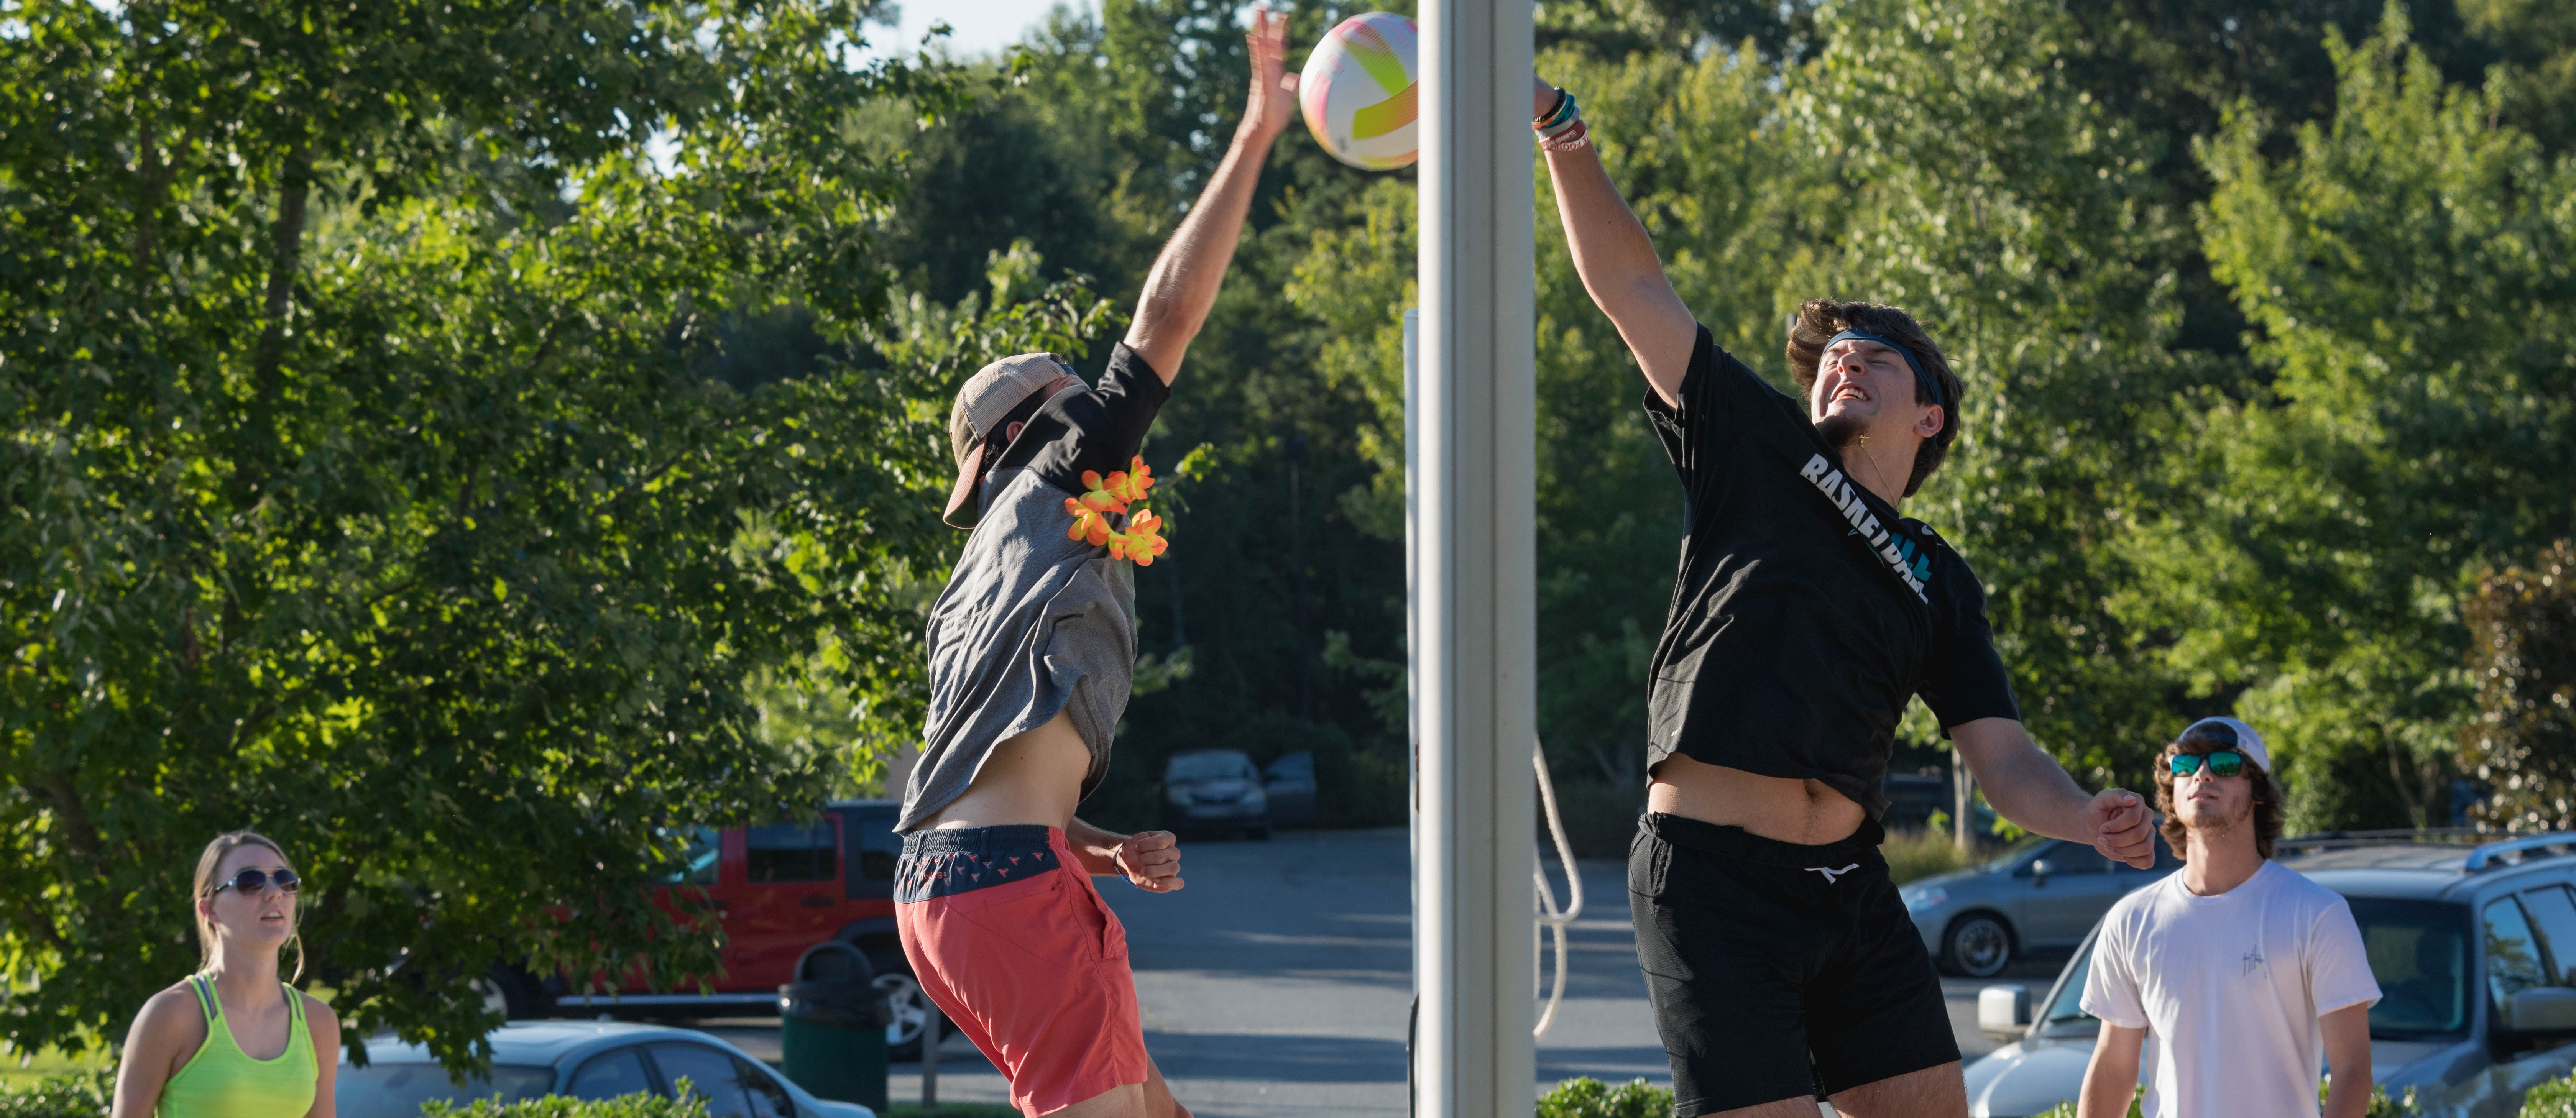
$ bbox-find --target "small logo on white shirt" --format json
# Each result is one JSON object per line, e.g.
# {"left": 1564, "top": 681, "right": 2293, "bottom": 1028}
{"left": 1809, "top": 863, "right": 1861, "bottom": 884}
{"left": 2242, "top": 947, "right": 2269, "bottom": 978}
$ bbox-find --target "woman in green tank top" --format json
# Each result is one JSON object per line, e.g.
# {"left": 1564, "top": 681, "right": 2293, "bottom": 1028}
{"left": 112, "top": 831, "right": 340, "bottom": 1118}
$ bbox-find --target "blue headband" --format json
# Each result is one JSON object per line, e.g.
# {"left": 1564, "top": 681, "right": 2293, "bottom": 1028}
{"left": 1825, "top": 329, "right": 1944, "bottom": 412}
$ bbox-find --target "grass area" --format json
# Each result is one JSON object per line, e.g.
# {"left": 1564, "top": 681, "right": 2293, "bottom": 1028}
{"left": 1882, "top": 827, "right": 1984, "bottom": 885}
{"left": 884, "top": 1106, "right": 1019, "bottom": 1118}
{"left": 0, "top": 1044, "right": 110, "bottom": 1090}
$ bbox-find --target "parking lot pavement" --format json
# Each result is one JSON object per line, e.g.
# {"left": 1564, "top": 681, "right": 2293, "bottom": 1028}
{"left": 687, "top": 828, "right": 2053, "bottom": 1117}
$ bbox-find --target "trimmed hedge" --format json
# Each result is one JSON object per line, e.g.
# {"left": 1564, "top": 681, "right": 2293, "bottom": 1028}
{"left": 0, "top": 1074, "right": 717, "bottom": 1118}
{"left": 422, "top": 1090, "right": 708, "bottom": 1116}
{"left": 0, "top": 1072, "right": 108, "bottom": 1118}
{"left": 1536, "top": 1077, "right": 1671, "bottom": 1118}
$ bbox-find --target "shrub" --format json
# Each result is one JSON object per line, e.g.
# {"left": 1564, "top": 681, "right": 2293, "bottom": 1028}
{"left": 1882, "top": 827, "right": 1977, "bottom": 885}
{"left": 0, "top": 1072, "right": 110, "bottom": 1118}
{"left": 1536, "top": 1076, "right": 1671, "bottom": 1118}
{"left": 2525, "top": 1071, "right": 2576, "bottom": 1116}
{"left": 424, "top": 1091, "right": 708, "bottom": 1117}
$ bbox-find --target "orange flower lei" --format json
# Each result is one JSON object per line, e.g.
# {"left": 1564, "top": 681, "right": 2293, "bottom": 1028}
{"left": 1063, "top": 456, "right": 1170, "bottom": 566}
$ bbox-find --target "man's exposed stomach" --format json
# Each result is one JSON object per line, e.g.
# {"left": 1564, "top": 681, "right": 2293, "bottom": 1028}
{"left": 1647, "top": 752, "right": 1867, "bottom": 846}
{"left": 922, "top": 708, "right": 1094, "bottom": 830}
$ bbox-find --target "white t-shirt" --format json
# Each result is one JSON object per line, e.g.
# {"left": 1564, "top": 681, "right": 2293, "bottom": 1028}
{"left": 2081, "top": 859, "right": 2382, "bottom": 1118}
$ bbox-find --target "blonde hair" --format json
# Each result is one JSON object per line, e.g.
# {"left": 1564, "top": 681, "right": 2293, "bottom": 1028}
{"left": 192, "top": 831, "right": 305, "bottom": 982}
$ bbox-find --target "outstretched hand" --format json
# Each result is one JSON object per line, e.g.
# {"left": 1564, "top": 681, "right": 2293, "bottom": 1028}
{"left": 2087, "top": 789, "right": 2156, "bottom": 869}
{"left": 1114, "top": 830, "right": 1187, "bottom": 893}
{"left": 1240, "top": 7, "right": 1298, "bottom": 142}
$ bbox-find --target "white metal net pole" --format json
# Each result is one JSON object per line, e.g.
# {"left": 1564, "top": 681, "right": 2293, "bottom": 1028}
{"left": 1414, "top": 0, "right": 1537, "bottom": 1113}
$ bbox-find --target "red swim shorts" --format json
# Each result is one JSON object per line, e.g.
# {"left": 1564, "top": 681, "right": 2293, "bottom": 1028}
{"left": 894, "top": 824, "right": 1149, "bottom": 1116}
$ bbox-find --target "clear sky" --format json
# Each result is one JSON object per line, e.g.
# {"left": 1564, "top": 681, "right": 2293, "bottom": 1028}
{"left": 864, "top": 0, "right": 1079, "bottom": 61}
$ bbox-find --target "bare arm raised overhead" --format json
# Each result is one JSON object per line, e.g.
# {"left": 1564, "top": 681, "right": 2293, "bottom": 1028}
{"left": 1122, "top": 8, "right": 1298, "bottom": 384}
{"left": 1533, "top": 76, "right": 1696, "bottom": 406}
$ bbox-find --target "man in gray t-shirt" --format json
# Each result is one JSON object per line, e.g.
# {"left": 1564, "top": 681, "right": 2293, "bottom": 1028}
{"left": 890, "top": 13, "right": 1296, "bottom": 1118}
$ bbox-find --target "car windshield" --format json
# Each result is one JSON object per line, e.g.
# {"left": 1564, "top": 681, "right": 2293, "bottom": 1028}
{"left": 2044, "top": 938, "right": 2096, "bottom": 1028}
{"left": 2351, "top": 897, "right": 2473, "bottom": 1039}
{"left": 1982, "top": 834, "right": 2054, "bottom": 872}
{"left": 336, "top": 1062, "right": 554, "bottom": 1118}
{"left": 2043, "top": 897, "right": 2473, "bottom": 1041}
{"left": 1168, "top": 754, "right": 1254, "bottom": 781}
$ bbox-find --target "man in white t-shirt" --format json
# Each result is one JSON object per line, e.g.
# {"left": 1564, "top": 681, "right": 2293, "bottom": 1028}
{"left": 2078, "top": 717, "right": 2382, "bottom": 1118}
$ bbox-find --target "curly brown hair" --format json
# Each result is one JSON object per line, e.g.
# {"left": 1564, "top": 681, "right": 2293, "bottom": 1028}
{"left": 2152, "top": 732, "right": 2285, "bottom": 861}
{"left": 1784, "top": 299, "right": 1965, "bottom": 497}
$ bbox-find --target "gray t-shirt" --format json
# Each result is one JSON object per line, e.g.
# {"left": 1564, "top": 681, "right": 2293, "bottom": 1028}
{"left": 898, "top": 345, "right": 1170, "bottom": 832}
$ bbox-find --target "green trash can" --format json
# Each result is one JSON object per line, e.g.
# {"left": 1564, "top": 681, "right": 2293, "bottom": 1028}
{"left": 780, "top": 941, "right": 889, "bottom": 1113}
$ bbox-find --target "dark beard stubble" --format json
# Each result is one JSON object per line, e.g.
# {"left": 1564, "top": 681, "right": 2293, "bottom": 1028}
{"left": 1816, "top": 412, "right": 1870, "bottom": 451}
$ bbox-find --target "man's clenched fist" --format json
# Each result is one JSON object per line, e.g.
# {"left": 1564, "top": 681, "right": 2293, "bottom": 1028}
{"left": 2087, "top": 789, "right": 2156, "bottom": 868}
{"left": 1114, "top": 830, "right": 1186, "bottom": 893}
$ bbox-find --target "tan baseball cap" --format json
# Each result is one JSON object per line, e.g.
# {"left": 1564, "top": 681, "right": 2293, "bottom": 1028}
{"left": 943, "top": 353, "right": 1082, "bottom": 528}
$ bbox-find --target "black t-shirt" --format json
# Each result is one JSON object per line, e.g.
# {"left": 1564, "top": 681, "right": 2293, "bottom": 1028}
{"left": 1642, "top": 325, "right": 2019, "bottom": 821}
{"left": 994, "top": 343, "right": 1170, "bottom": 493}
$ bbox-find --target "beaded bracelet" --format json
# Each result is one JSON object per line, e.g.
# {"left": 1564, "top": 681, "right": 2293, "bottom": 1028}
{"left": 1534, "top": 87, "right": 1586, "bottom": 150}
{"left": 1536, "top": 87, "right": 1577, "bottom": 131}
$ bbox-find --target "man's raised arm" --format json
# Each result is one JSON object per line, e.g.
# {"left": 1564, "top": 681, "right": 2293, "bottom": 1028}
{"left": 1122, "top": 9, "right": 1296, "bottom": 384}
{"left": 1953, "top": 717, "right": 2156, "bottom": 869}
{"left": 1533, "top": 76, "right": 1696, "bottom": 406}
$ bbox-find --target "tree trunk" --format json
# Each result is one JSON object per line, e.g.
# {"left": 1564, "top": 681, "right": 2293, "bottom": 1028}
{"left": 248, "top": 144, "right": 313, "bottom": 474}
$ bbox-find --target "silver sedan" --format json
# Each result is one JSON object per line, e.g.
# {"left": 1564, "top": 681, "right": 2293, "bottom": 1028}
{"left": 1899, "top": 833, "right": 2181, "bottom": 978}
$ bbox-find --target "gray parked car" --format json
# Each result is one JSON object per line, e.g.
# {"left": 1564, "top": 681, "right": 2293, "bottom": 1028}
{"left": 1901, "top": 832, "right": 2184, "bottom": 977}
{"left": 1263, "top": 750, "right": 1318, "bottom": 827}
{"left": 337, "top": 1021, "right": 874, "bottom": 1118}
{"left": 1159, "top": 749, "right": 1270, "bottom": 838}
{"left": 1962, "top": 833, "right": 2576, "bottom": 1118}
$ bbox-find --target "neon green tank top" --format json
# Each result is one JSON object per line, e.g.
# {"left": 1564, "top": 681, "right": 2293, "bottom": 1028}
{"left": 157, "top": 974, "right": 318, "bottom": 1118}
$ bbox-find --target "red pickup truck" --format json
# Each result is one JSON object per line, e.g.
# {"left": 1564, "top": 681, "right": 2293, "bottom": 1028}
{"left": 491, "top": 799, "right": 943, "bottom": 1058}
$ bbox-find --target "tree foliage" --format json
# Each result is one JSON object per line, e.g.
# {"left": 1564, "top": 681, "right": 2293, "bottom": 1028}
{"left": 2465, "top": 542, "right": 2576, "bottom": 832}
{"left": 0, "top": 0, "right": 1106, "bottom": 1071}
{"left": 2138, "top": 6, "right": 2576, "bottom": 829}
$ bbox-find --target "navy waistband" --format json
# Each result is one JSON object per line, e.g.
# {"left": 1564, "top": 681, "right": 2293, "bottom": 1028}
{"left": 1643, "top": 812, "right": 1887, "bottom": 870}
{"left": 897, "top": 826, "right": 1062, "bottom": 903}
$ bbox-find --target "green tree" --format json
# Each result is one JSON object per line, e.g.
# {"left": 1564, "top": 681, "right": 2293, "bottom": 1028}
{"left": 0, "top": 0, "right": 1100, "bottom": 1070}
{"left": 2142, "top": 4, "right": 2576, "bottom": 830}
{"left": 849, "top": 0, "right": 1422, "bottom": 829}
{"left": 1785, "top": 0, "right": 2209, "bottom": 788}
{"left": 2458, "top": 0, "right": 2576, "bottom": 153}
{"left": 2463, "top": 542, "right": 2576, "bottom": 831}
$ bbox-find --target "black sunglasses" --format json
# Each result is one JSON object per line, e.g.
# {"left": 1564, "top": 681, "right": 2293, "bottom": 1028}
{"left": 210, "top": 868, "right": 301, "bottom": 896}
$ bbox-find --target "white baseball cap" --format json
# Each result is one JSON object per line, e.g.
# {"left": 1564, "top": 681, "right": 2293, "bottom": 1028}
{"left": 942, "top": 353, "right": 1083, "bottom": 528}
{"left": 2177, "top": 716, "right": 2269, "bottom": 773}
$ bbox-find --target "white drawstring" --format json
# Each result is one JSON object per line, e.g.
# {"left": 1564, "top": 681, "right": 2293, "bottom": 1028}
{"left": 1533, "top": 739, "right": 1585, "bottom": 1039}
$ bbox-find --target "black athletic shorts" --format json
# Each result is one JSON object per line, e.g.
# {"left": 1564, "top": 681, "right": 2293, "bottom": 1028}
{"left": 1630, "top": 812, "right": 1958, "bottom": 1115}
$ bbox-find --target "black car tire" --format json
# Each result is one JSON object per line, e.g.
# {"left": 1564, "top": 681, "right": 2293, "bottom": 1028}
{"left": 1940, "top": 913, "right": 2016, "bottom": 978}
{"left": 1247, "top": 826, "right": 1271, "bottom": 841}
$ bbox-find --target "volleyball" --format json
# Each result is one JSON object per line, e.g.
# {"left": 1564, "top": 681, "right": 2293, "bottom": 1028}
{"left": 1299, "top": 12, "right": 1419, "bottom": 171}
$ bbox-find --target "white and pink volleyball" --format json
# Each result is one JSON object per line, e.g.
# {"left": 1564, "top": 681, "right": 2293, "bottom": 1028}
{"left": 1298, "top": 12, "right": 1419, "bottom": 171}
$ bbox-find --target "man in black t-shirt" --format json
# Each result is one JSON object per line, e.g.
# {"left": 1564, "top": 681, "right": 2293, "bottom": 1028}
{"left": 1531, "top": 78, "right": 2158, "bottom": 1117}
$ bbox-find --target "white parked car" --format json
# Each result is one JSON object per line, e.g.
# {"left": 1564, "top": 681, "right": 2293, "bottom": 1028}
{"left": 1963, "top": 833, "right": 2576, "bottom": 1118}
